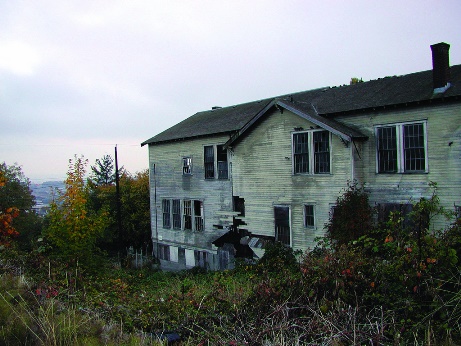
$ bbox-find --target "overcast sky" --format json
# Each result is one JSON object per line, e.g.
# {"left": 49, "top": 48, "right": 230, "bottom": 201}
{"left": 1, "top": 1, "right": 460, "bottom": 183}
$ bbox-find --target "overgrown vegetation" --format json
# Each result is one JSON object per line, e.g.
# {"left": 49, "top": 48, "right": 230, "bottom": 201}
{"left": 1, "top": 160, "right": 460, "bottom": 344}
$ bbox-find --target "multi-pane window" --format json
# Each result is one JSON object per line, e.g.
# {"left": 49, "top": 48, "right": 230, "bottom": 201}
{"left": 293, "top": 130, "right": 330, "bottom": 174}
{"left": 183, "top": 157, "right": 192, "bottom": 175}
{"left": 158, "top": 244, "right": 170, "bottom": 261}
{"left": 162, "top": 198, "right": 204, "bottom": 231}
{"left": 204, "top": 144, "right": 229, "bottom": 179}
{"left": 194, "top": 200, "right": 204, "bottom": 231}
{"left": 162, "top": 200, "right": 171, "bottom": 228}
{"left": 172, "top": 199, "right": 181, "bottom": 229}
{"left": 204, "top": 146, "right": 215, "bottom": 179}
{"left": 183, "top": 200, "right": 192, "bottom": 230}
{"left": 304, "top": 204, "right": 315, "bottom": 227}
{"left": 376, "top": 121, "right": 427, "bottom": 173}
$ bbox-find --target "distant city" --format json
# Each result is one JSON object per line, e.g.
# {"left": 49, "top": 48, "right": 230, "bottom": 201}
{"left": 30, "top": 181, "right": 64, "bottom": 216}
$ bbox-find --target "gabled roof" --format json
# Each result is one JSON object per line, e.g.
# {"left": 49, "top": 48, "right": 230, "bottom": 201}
{"left": 141, "top": 64, "right": 461, "bottom": 147}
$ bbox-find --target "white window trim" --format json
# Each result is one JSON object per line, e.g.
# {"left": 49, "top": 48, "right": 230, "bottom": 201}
{"left": 303, "top": 203, "right": 316, "bottom": 229}
{"left": 162, "top": 198, "right": 204, "bottom": 232}
{"left": 291, "top": 130, "right": 332, "bottom": 175}
{"left": 375, "top": 120, "right": 428, "bottom": 174}
{"left": 182, "top": 156, "right": 192, "bottom": 175}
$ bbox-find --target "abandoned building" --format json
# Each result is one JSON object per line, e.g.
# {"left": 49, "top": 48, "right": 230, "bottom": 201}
{"left": 142, "top": 42, "right": 461, "bottom": 271}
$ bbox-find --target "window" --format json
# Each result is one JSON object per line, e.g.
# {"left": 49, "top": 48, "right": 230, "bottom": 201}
{"left": 293, "top": 130, "right": 330, "bottom": 174}
{"left": 194, "top": 200, "right": 204, "bottom": 231}
{"left": 204, "top": 146, "right": 215, "bottom": 179}
{"left": 183, "top": 157, "right": 192, "bottom": 175}
{"left": 172, "top": 199, "right": 181, "bottom": 229}
{"left": 233, "top": 196, "right": 245, "bottom": 216}
{"left": 304, "top": 204, "right": 315, "bottom": 227}
{"left": 162, "top": 199, "right": 171, "bottom": 228}
{"left": 183, "top": 200, "right": 192, "bottom": 230}
{"left": 217, "top": 145, "right": 228, "bottom": 179}
{"left": 195, "top": 250, "right": 208, "bottom": 268}
{"left": 376, "top": 121, "right": 427, "bottom": 173}
{"left": 158, "top": 244, "right": 170, "bottom": 261}
{"left": 204, "top": 144, "right": 229, "bottom": 179}
{"left": 274, "top": 206, "right": 291, "bottom": 246}
{"left": 455, "top": 206, "right": 461, "bottom": 220}
{"left": 162, "top": 198, "right": 204, "bottom": 231}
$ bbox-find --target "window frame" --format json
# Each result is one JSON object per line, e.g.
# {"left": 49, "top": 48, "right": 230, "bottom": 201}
{"left": 162, "top": 198, "right": 204, "bottom": 232}
{"left": 292, "top": 130, "right": 331, "bottom": 175}
{"left": 375, "top": 121, "right": 428, "bottom": 174}
{"left": 274, "top": 205, "right": 291, "bottom": 246}
{"left": 182, "top": 156, "right": 192, "bottom": 175}
{"left": 158, "top": 244, "right": 170, "bottom": 261}
{"left": 204, "top": 144, "right": 229, "bottom": 180}
{"left": 303, "top": 204, "right": 315, "bottom": 228}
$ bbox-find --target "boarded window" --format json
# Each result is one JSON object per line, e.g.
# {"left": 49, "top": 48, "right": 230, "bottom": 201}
{"left": 304, "top": 204, "right": 315, "bottom": 227}
{"left": 204, "top": 146, "right": 215, "bottom": 179}
{"left": 172, "top": 199, "right": 181, "bottom": 229}
{"left": 162, "top": 199, "right": 171, "bottom": 228}
{"left": 274, "top": 206, "right": 290, "bottom": 246}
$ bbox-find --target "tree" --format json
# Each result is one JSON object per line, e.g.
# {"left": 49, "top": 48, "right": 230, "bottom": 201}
{"left": 90, "top": 154, "right": 115, "bottom": 186}
{"left": 0, "top": 163, "right": 41, "bottom": 248}
{"left": 44, "top": 156, "right": 109, "bottom": 264}
{"left": 326, "top": 180, "right": 374, "bottom": 246}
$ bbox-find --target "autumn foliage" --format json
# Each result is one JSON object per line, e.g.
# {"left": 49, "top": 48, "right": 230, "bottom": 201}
{"left": 0, "top": 171, "right": 20, "bottom": 247}
{"left": 44, "top": 156, "right": 109, "bottom": 263}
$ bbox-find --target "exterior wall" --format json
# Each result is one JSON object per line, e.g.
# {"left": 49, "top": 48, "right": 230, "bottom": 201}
{"left": 335, "top": 102, "right": 461, "bottom": 230}
{"left": 231, "top": 108, "right": 355, "bottom": 252}
{"left": 147, "top": 134, "right": 233, "bottom": 270}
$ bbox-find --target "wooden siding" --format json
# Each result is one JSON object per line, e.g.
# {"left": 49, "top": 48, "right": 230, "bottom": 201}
{"left": 147, "top": 134, "right": 233, "bottom": 269}
{"left": 231, "top": 108, "right": 355, "bottom": 252}
{"left": 335, "top": 102, "right": 461, "bottom": 229}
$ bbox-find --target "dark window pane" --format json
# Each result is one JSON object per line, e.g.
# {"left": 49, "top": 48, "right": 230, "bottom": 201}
{"left": 293, "top": 133, "right": 309, "bottom": 173}
{"left": 404, "top": 123, "right": 425, "bottom": 172}
{"left": 304, "top": 205, "right": 314, "bottom": 227}
{"left": 313, "top": 131, "right": 330, "bottom": 173}
{"left": 173, "top": 199, "right": 181, "bottom": 229}
{"left": 274, "top": 206, "right": 290, "bottom": 246}
{"left": 204, "top": 146, "right": 215, "bottom": 179}
{"left": 377, "top": 127, "right": 397, "bottom": 173}
{"left": 162, "top": 199, "right": 171, "bottom": 228}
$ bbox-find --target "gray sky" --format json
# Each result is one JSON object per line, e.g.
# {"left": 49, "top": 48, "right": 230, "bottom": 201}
{"left": 1, "top": 0, "right": 460, "bottom": 183}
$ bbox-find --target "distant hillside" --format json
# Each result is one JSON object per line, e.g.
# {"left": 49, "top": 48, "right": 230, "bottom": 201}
{"left": 30, "top": 181, "right": 64, "bottom": 205}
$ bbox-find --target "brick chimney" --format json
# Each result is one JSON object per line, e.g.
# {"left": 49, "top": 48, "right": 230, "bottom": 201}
{"left": 430, "top": 42, "right": 451, "bottom": 93}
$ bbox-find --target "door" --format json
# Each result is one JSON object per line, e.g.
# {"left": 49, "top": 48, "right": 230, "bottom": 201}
{"left": 274, "top": 206, "right": 291, "bottom": 246}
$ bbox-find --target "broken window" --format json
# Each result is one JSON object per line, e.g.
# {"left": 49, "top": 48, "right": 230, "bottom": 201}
{"left": 204, "top": 146, "right": 215, "bottom": 179}
{"left": 194, "top": 200, "right": 204, "bottom": 231}
{"left": 233, "top": 196, "right": 245, "bottom": 216}
{"left": 376, "top": 121, "right": 427, "bottom": 173}
{"left": 183, "top": 157, "right": 192, "bottom": 175}
{"left": 162, "top": 199, "right": 171, "bottom": 228}
{"left": 183, "top": 200, "right": 192, "bottom": 230}
{"left": 274, "top": 206, "right": 291, "bottom": 246}
{"left": 172, "top": 199, "right": 181, "bottom": 229}
{"left": 217, "top": 145, "right": 228, "bottom": 179}
{"left": 293, "top": 130, "right": 330, "bottom": 174}
{"left": 304, "top": 204, "right": 315, "bottom": 227}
